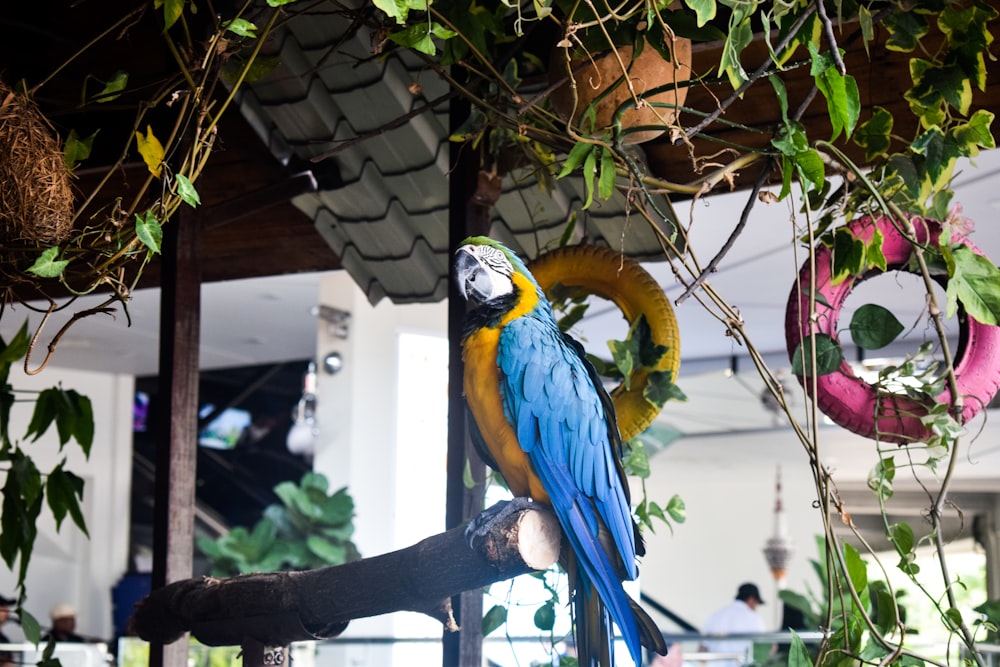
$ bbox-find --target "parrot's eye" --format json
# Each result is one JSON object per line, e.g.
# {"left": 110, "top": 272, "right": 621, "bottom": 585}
{"left": 478, "top": 246, "right": 513, "bottom": 277}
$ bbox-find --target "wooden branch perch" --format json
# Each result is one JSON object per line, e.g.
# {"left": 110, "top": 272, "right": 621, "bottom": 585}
{"left": 130, "top": 504, "right": 561, "bottom": 648}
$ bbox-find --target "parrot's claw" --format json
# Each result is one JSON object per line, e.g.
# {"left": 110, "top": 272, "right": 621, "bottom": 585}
{"left": 464, "top": 497, "right": 536, "bottom": 548}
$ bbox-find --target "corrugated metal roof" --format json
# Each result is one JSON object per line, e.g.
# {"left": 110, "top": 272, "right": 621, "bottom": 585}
{"left": 237, "top": 7, "right": 674, "bottom": 304}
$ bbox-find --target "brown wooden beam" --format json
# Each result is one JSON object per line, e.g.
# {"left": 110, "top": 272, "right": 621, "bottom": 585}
{"left": 445, "top": 90, "right": 495, "bottom": 667}
{"left": 150, "top": 206, "right": 201, "bottom": 667}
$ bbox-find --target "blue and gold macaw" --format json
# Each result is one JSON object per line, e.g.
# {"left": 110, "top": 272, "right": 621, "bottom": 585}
{"left": 454, "top": 237, "right": 667, "bottom": 667}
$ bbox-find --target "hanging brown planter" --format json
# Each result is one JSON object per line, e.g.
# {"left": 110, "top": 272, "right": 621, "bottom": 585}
{"left": 549, "top": 36, "right": 692, "bottom": 145}
{"left": 0, "top": 79, "right": 74, "bottom": 246}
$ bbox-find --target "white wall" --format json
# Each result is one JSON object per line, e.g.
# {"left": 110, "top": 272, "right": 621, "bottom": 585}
{"left": 311, "top": 272, "right": 448, "bottom": 663}
{"left": 0, "top": 366, "right": 133, "bottom": 643}
{"left": 639, "top": 403, "right": 1000, "bottom": 634}
{"left": 639, "top": 428, "right": 819, "bottom": 632}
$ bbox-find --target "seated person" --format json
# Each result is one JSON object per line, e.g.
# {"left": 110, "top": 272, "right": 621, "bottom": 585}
{"left": 42, "top": 604, "right": 84, "bottom": 643}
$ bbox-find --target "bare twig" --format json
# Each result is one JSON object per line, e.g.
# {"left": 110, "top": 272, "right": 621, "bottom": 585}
{"left": 681, "top": 7, "right": 815, "bottom": 141}
{"left": 815, "top": 0, "right": 847, "bottom": 75}
{"left": 674, "top": 156, "right": 776, "bottom": 304}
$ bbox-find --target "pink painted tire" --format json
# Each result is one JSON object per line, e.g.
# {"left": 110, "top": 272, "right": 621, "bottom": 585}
{"left": 785, "top": 215, "right": 1000, "bottom": 443}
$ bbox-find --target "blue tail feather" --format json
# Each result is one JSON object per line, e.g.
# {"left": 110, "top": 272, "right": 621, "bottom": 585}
{"left": 532, "top": 450, "right": 643, "bottom": 666}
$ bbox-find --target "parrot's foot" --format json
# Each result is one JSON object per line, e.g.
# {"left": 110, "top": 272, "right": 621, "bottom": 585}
{"left": 464, "top": 497, "right": 536, "bottom": 547}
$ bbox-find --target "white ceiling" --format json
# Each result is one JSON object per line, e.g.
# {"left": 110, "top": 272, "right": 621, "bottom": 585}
{"left": 3, "top": 149, "right": 999, "bottom": 379}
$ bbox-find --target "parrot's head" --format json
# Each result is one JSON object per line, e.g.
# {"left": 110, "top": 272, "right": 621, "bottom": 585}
{"left": 454, "top": 237, "right": 539, "bottom": 306}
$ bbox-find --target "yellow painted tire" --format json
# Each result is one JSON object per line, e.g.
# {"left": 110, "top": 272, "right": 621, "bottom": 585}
{"left": 529, "top": 245, "right": 681, "bottom": 441}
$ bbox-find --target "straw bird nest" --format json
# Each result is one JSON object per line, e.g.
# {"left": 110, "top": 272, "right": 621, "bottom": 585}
{"left": 0, "top": 79, "right": 74, "bottom": 246}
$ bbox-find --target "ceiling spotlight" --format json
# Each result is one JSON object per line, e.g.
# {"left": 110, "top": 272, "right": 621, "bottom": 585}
{"left": 323, "top": 351, "right": 343, "bottom": 375}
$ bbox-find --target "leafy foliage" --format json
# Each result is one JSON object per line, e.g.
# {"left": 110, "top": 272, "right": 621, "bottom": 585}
{"left": 364, "top": 0, "right": 996, "bottom": 663}
{"left": 3, "top": 0, "right": 281, "bottom": 374}
{"left": 0, "top": 324, "right": 92, "bottom": 645}
{"left": 196, "top": 472, "right": 360, "bottom": 577}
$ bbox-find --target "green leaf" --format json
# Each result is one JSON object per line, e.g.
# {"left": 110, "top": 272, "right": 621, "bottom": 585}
{"left": 772, "top": 120, "right": 809, "bottom": 157}
{"left": 682, "top": 0, "right": 716, "bottom": 27}
{"left": 46, "top": 463, "right": 88, "bottom": 536}
{"left": 135, "top": 211, "right": 163, "bottom": 255}
{"left": 581, "top": 148, "right": 598, "bottom": 209}
{"left": 888, "top": 154, "right": 921, "bottom": 200}
{"left": 64, "top": 129, "right": 97, "bottom": 169}
{"left": 665, "top": 494, "right": 686, "bottom": 523}
{"left": 598, "top": 147, "right": 616, "bottom": 200}
{"left": 854, "top": 107, "right": 893, "bottom": 160}
{"left": 859, "top": 637, "right": 892, "bottom": 662}
{"left": 790, "top": 334, "right": 843, "bottom": 377}
{"left": 842, "top": 542, "right": 868, "bottom": 595}
{"left": 718, "top": 17, "right": 752, "bottom": 89}
{"left": 906, "top": 61, "right": 972, "bottom": 125}
{"left": 946, "top": 246, "right": 1000, "bottom": 324}
{"left": 944, "top": 607, "right": 964, "bottom": 631}
{"left": 306, "top": 535, "right": 347, "bottom": 564}
{"left": 809, "top": 44, "right": 860, "bottom": 140}
{"left": 794, "top": 149, "right": 825, "bottom": 192}
{"left": 25, "top": 388, "right": 60, "bottom": 442}
{"left": 974, "top": 599, "right": 1000, "bottom": 629}
{"left": 372, "top": 0, "right": 413, "bottom": 23}
{"left": 20, "top": 609, "right": 40, "bottom": 645}
{"left": 629, "top": 315, "right": 668, "bottom": 368}
{"left": 559, "top": 141, "right": 595, "bottom": 179}
{"left": 858, "top": 6, "right": 873, "bottom": 54}
{"left": 949, "top": 109, "right": 995, "bottom": 155}
{"left": 769, "top": 74, "right": 789, "bottom": 121}
{"left": 869, "top": 581, "right": 898, "bottom": 636}
{"left": 173, "top": 174, "right": 201, "bottom": 207}
{"left": 159, "top": 0, "right": 184, "bottom": 30}
{"left": 867, "top": 228, "right": 887, "bottom": 272}
{"left": 533, "top": 601, "right": 555, "bottom": 631}
{"left": 911, "top": 126, "right": 963, "bottom": 188}
{"left": 850, "top": 304, "right": 904, "bottom": 349}
{"left": 883, "top": 10, "right": 928, "bottom": 52}
{"left": 94, "top": 70, "right": 128, "bottom": 103}
{"left": 829, "top": 228, "right": 866, "bottom": 284}
{"left": 0, "top": 450, "right": 43, "bottom": 581}
{"left": 0, "top": 321, "right": 30, "bottom": 365}
{"left": 387, "top": 23, "right": 440, "bottom": 56}
{"left": 608, "top": 338, "right": 637, "bottom": 390}
{"left": 644, "top": 370, "right": 686, "bottom": 408}
{"left": 482, "top": 604, "right": 507, "bottom": 636}
{"left": 223, "top": 18, "right": 258, "bottom": 37}
{"left": 65, "top": 390, "right": 94, "bottom": 456}
{"left": 868, "top": 456, "right": 895, "bottom": 501}
{"left": 623, "top": 439, "right": 650, "bottom": 478}
{"left": 26, "top": 247, "right": 69, "bottom": 278}
{"left": 889, "top": 523, "right": 914, "bottom": 554}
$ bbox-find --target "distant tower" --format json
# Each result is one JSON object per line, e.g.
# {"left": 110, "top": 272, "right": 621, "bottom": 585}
{"left": 763, "top": 465, "right": 794, "bottom": 585}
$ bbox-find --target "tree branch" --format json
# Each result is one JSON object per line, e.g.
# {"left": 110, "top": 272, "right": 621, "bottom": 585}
{"left": 130, "top": 504, "right": 561, "bottom": 648}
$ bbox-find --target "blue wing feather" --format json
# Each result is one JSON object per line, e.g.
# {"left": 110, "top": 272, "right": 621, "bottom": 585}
{"left": 498, "top": 311, "right": 642, "bottom": 665}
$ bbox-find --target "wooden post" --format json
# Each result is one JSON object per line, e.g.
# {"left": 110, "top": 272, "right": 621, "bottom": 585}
{"left": 149, "top": 208, "right": 201, "bottom": 667}
{"left": 445, "top": 90, "right": 497, "bottom": 667}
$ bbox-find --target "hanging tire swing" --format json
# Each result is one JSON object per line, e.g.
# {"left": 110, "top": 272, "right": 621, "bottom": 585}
{"left": 785, "top": 215, "right": 1000, "bottom": 443}
{"left": 529, "top": 244, "right": 681, "bottom": 441}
